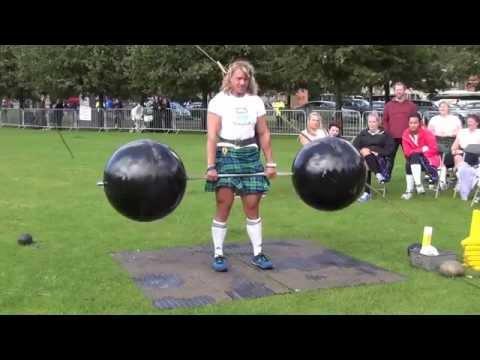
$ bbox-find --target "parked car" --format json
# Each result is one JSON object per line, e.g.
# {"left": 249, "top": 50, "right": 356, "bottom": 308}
{"left": 170, "top": 102, "right": 192, "bottom": 117}
{"left": 341, "top": 98, "right": 371, "bottom": 113}
{"left": 295, "top": 100, "right": 336, "bottom": 116}
{"left": 412, "top": 100, "right": 438, "bottom": 115}
{"left": 371, "top": 101, "right": 385, "bottom": 111}
{"left": 460, "top": 101, "right": 480, "bottom": 112}
{"left": 186, "top": 101, "right": 204, "bottom": 110}
{"left": 447, "top": 102, "right": 480, "bottom": 125}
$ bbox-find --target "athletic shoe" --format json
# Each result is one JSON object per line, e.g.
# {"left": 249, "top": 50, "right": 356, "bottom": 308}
{"left": 401, "top": 192, "right": 413, "bottom": 200}
{"left": 375, "top": 173, "right": 386, "bottom": 184}
{"left": 357, "top": 192, "right": 371, "bottom": 203}
{"left": 416, "top": 185, "right": 426, "bottom": 194}
{"left": 212, "top": 256, "right": 228, "bottom": 272}
{"left": 251, "top": 253, "right": 273, "bottom": 270}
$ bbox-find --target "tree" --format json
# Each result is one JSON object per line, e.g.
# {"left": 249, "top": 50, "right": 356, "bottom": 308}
{"left": 15, "top": 45, "right": 131, "bottom": 106}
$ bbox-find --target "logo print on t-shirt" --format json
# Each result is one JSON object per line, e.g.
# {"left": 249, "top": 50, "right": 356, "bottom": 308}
{"left": 234, "top": 107, "right": 250, "bottom": 126}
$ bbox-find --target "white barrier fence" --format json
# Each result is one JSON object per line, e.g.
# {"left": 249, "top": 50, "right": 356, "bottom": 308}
{"left": 0, "top": 108, "right": 367, "bottom": 139}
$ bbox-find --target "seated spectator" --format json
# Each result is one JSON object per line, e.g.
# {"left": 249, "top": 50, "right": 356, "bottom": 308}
{"left": 299, "top": 112, "right": 328, "bottom": 145}
{"left": 353, "top": 112, "right": 395, "bottom": 203}
{"left": 451, "top": 114, "right": 480, "bottom": 200}
{"left": 328, "top": 123, "right": 342, "bottom": 138}
{"left": 428, "top": 101, "right": 463, "bottom": 189}
{"left": 428, "top": 101, "right": 463, "bottom": 138}
{"left": 401, "top": 114, "right": 441, "bottom": 200}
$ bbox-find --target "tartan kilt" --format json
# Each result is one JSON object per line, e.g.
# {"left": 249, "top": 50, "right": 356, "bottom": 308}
{"left": 205, "top": 146, "right": 270, "bottom": 194}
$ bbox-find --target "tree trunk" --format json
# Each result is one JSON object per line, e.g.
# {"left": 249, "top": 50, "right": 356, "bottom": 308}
{"left": 334, "top": 81, "right": 343, "bottom": 128}
{"left": 369, "top": 85, "right": 374, "bottom": 110}
{"left": 384, "top": 81, "right": 390, "bottom": 103}
{"left": 201, "top": 91, "right": 208, "bottom": 130}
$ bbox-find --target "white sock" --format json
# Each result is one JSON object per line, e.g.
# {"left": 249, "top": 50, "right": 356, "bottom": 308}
{"left": 439, "top": 166, "right": 447, "bottom": 184}
{"left": 411, "top": 164, "right": 422, "bottom": 186}
{"left": 246, "top": 217, "right": 262, "bottom": 256}
{"left": 405, "top": 175, "right": 415, "bottom": 193}
{"left": 375, "top": 173, "right": 385, "bottom": 182}
{"left": 212, "top": 220, "right": 227, "bottom": 257}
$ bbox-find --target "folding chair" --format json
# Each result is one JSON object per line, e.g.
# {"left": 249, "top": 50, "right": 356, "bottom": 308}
{"left": 452, "top": 144, "right": 480, "bottom": 205}
{"left": 367, "top": 170, "right": 386, "bottom": 198}
{"left": 434, "top": 137, "right": 456, "bottom": 198}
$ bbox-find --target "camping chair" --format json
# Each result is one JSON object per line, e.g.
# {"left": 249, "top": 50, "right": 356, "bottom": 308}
{"left": 366, "top": 170, "right": 386, "bottom": 198}
{"left": 433, "top": 137, "right": 456, "bottom": 198}
{"left": 366, "top": 154, "right": 392, "bottom": 199}
{"left": 452, "top": 144, "right": 480, "bottom": 206}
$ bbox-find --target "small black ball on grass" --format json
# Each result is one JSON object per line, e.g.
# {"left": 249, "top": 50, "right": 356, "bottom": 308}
{"left": 438, "top": 260, "right": 465, "bottom": 277}
{"left": 18, "top": 233, "right": 34, "bottom": 246}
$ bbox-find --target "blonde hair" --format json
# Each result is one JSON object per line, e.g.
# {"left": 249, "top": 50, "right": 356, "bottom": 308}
{"left": 309, "top": 112, "right": 324, "bottom": 127}
{"left": 220, "top": 60, "right": 259, "bottom": 95}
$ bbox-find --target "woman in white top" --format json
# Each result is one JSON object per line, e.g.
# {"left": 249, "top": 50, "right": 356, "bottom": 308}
{"left": 205, "top": 60, "right": 277, "bottom": 272}
{"left": 428, "top": 101, "right": 462, "bottom": 138}
{"left": 299, "top": 112, "right": 328, "bottom": 145}
{"left": 451, "top": 114, "right": 480, "bottom": 200}
{"left": 427, "top": 101, "right": 463, "bottom": 189}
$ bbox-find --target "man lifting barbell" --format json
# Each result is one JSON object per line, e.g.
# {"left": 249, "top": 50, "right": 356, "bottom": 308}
{"left": 205, "top": 60, "right": 277, "bottom": 272}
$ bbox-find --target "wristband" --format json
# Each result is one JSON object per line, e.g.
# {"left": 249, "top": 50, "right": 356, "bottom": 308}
{"left": 206, "top": 165, "right": 216, "bottom": 172}
{"left": 266, "top": 162, "right": 277, "bottom": 168}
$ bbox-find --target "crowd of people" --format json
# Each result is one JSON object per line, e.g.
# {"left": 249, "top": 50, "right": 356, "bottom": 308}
{"left": 297, "top": 82, "right": 480, "bottom": 203}
{"left": 129, "top": 96, "right": 172, "bottom": 132}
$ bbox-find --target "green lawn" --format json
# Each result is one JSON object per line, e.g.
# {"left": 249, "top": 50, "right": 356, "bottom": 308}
{"left": 1, "top": 127, "right": 479, "bottom": 314}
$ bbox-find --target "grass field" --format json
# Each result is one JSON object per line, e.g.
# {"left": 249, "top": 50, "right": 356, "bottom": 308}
{"left": 1, "top": 127, "right": 480, "bottom": 314}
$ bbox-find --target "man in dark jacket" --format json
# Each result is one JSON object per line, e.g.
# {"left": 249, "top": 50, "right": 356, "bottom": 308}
{"left": 382, "top": 82, "right": 417, "bottom": 173}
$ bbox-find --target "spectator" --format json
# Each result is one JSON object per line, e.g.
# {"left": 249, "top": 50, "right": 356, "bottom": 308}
{"left": 427, "top": 101, "right": 463, "bottom": 189}
{"left": 382, "top": 82, "right": 418, "bottom": 174}
{"left": 95, "top": 96, "right": 105, "bottom": 130}
{"left": 353, "top": 112, "right": 395, "bottom": 203}
{"left": 152, "top": 96, "right": 161, "bottom": 130}
{"left": 428, "top": 101, "right": 463, "bottom": 138}
{"left": 105, "top": 97, "right": 113, "bottom": 109}
{"left": 451, "top": 114, "right": 480, "bottom": 200}
{"left": 272, "top": 97, "right": 286, "bottom": 128}
{"left": 299, "top": 112, "right": 327, "bottom": 145}
{"left": 328, "top": 123, "right": 342, "bottom": 138}
{"left": 400, "top": 114, "right": 441, "bottom": 200}
{"left": 159, "top": 96, "right": 171, "bottom": 130}
{"left": 54, "top": 99, "right": 64, "bottom": 129}
{"left": 113, "top": 98, "right": 123, "bottom": 129}
{"left": 130, "top": 102, "right": 144, "bottom": 133}
{"left": 38, "top": 94, "right": 47, "bottom": 128}
{"left": 143, "top": 97, "right": 154, "bottom": 131}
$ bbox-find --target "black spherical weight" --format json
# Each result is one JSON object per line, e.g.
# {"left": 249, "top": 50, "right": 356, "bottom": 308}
{"left": 292, "top": 137, "right": 366, "bottom": 211}
{"left": 103, "top": 139, "right": 187, "bottom": 222}
{"left": 18, "top": 233, "right": 33, "bottom": 246}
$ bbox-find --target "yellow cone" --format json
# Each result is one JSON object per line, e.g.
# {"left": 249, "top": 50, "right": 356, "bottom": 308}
{"left": 462, "top": 210, "right": 480, "bottom": 269}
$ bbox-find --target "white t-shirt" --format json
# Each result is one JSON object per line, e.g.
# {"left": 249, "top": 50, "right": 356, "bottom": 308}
{"left": 208, "top": 92, "right": 266, "bottom": 146}
{"left": 301, "top": 129, "right": 327, "bottom": 141}
{"left": 428, "top": 114, "right": 462, "bottom": 137}
{"left": 458, "top": 128, "right": 480, "bottom": 150}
